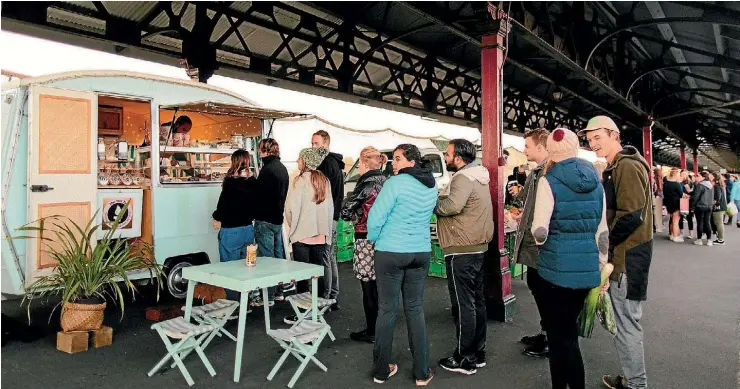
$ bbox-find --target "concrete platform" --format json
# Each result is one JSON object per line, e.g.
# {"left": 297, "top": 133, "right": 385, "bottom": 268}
{"left": 2, "top": 225, "right": 739, "bottom": 388}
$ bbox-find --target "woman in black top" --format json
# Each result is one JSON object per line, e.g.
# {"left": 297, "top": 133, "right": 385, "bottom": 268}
{"left": 663, "top": 168, "right": 684, "bottom": 242}
{"left": 213, "top": 149, "right": 258, "bottom": 300}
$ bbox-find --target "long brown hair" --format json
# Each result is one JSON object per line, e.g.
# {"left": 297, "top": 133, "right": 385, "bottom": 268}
{"left": 297, "top": 166, "right": 329, "bottom": 204}
{"left": 227, "top": 149, "right": 250, "bottom": 177}
{"left": 713, "top": 172, "right": 725, "bottom": 188}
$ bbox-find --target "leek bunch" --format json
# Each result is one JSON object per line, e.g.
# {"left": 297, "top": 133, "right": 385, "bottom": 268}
{"left": 578, "top": 263, "right": 617, "bottom": 338}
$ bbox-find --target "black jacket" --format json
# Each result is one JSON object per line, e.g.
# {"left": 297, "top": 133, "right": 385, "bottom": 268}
{"left": 340, "top": 170, "right": 387, "bottom": 235}
{"left": 255, "top": 156, "right": 289, "bottom": 225}
{"left": 213, "top": 176, "right": 258, "bottom": 228}
{"left": 690, "top": 181, "right": 714, "bottom": 212}
{"left": 713, "top": 183, "right": 728, "bottom": 212}
{"left": 318, "top": 152, "right": 346, "bottom": 221}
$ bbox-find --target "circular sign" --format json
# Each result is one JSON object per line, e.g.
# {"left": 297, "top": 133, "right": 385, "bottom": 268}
{"left": 102, "top": 199, "right": 132, "bottom": 230}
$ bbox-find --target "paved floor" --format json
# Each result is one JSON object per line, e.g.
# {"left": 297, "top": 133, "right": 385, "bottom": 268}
{"left": 2, "top": 225, "right": 739, "bottom": 389}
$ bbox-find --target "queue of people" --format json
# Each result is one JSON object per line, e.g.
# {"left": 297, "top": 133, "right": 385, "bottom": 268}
{"left": 205, "top": 113, "right": 740, "bottom": 388}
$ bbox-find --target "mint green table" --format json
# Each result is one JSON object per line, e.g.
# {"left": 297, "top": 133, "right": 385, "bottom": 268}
{"left": 182, "top": 258, "right": 324, "bottom": 383}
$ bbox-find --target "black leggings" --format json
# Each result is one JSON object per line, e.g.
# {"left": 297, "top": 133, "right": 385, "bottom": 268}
{"left": 695, "top": 209, "right": 712, "bottom": 240}
{"left": 361, "top": 280, "right": 378, "bottom": 334}
{"left": 541, "top": 280, "right": 590, "bottom": 389}
{"left": 292, "top": 242, "right": 328, "bottom": 294}
{"left": 679, "top": 211, "right": 694, "bottom": 231}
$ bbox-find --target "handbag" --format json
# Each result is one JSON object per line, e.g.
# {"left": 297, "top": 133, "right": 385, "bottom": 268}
{"left": 353, "top": 239, "right": 376, "bottom": 282}
{"left": 679, "top": 197, "right": 690, "bottom": 215}
{"left": 727, "top": 202, "right": 738, "bottom": 217}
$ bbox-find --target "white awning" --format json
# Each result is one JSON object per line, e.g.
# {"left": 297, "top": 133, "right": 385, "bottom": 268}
{"left": 160, "top": 100, "right": 305, "bottom": 120}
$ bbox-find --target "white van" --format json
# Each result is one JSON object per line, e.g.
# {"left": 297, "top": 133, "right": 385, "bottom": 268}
{"left": 343, "top": 148, "right": 450, "bottom": 195}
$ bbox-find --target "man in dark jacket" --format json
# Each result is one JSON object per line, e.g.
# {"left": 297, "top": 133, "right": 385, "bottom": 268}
{"left": 511, "top": 128, "right": 550, "bottom": 358}
{"left": 581, "top": 116, "right": 652, "bottom": 389}
{"left": 313, "top": 130, "right": 345, "bottom": 309}
{"left": 254, "top": 138, "right": 290, "bottom": 307}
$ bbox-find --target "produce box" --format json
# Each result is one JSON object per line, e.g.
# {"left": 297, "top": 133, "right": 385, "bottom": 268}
{"left": 428, "top": 261, "right": 446, "bottom": 279}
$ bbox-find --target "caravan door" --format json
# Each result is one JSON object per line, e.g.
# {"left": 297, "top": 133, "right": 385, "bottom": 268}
{"left": 25, "top": 86, "right": 97, "bottom": 284}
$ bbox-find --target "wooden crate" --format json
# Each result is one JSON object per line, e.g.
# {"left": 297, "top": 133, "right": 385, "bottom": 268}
{"left": 56, "top": 326, "right": 113, "bottom": 354}
{"left": 145, "top": 303, "right": 184, "bottom": 322}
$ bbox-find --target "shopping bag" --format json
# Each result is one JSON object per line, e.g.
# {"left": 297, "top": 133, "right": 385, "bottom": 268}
{"left": 727, "top": 202, "right": 738, "bottom": 217}
{"left": 679, "top": 198, "right": 690, "bottom": 215}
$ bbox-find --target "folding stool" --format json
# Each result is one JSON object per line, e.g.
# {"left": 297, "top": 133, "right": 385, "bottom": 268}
{"left": 285, "top": 292, "right": 336, "bottom": 341}
{"left": 181, "top": 299, "right": 239, "bottom": 351}
{"left": 266, "top": 320, "right": 331, "bottom": 388}
{"left": 148, "top": 317, "right": 217, "bottom": 386}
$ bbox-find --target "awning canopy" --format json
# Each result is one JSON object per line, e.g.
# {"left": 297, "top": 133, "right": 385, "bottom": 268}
{"left": 160, "top": 100, "right": 305, "bottom": 120}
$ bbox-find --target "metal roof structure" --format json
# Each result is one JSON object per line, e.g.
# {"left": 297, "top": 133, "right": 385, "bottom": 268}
{"left": 2, "top": 1, "right": 738, "bottom": 171}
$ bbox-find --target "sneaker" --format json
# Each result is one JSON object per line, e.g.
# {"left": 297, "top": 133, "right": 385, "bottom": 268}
{"left": 713, "top": 240, "right": 725, "bottom": 245}
{"left": 282, "top": 282, "right": 297, "bottom": 293}
{"left": 693, "top": 239, "right": 704, "bottom": 246}
{"left": 602, "top": 375, "right": 628, "bottom": 389}
{"left": 274, "top": 295, "right": 285, "bottom": 302}
{"left": 523, "top": 344, "right": 549, "bottom": 358}
{"left": 438, "top": 356, "right": 477, "bottom": 375}
{"left": 415, "top": 369, "right": 435, "bottom": 386}
{"left": 673, "top": 236, "right": 684, "bottom": 243}
{"left": 283, "top": 315, "right": 299, "bottom": 325}
{"left": 373, "top": 363, "right": 398, "bottom": 384}
{"left": 349, "top": 329, "right": 375, "bottom": 344}
{"left": 706, "top": 240, "right": 714, "bottom": 246}
{"left": 475, "top": 351, "right": 486, "bottom": 368}
{"left": 520, "top": 333, "right": 546, "bottom": 346}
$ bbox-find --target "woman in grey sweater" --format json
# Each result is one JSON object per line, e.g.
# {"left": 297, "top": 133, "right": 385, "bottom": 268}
{"left": 283, "top": 148, "right": 334, "bottom": 323}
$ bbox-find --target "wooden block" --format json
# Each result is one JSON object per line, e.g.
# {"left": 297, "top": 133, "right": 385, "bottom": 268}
{"left": 57, "top": 331, "right": 89, "bottom": 354}
{"left": 92, "top": 326, "right": 113, "bottom": 348}
{"left": 146, "top": 304, "right": 183, "bottom": 322}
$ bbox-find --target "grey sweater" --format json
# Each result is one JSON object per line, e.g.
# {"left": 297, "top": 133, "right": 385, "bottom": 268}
{"left": 284, "top": 172, "right": 334, "bottom": 244}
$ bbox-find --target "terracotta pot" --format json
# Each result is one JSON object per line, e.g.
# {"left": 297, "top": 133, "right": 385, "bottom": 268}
{"left": 60, "top": 301, "right": 106, "bottom": 332}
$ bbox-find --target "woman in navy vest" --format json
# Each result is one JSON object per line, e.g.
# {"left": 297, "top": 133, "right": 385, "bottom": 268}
{"left": 531, "top": 128, "right": 609, "bottom": 389}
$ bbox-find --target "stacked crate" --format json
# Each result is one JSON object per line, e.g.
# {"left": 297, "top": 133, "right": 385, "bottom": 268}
{"left": 335, "top": 219, "right": 355, "bottom": 263}
{"left": 428, "top": 215, "right": 447, "bottom": 278}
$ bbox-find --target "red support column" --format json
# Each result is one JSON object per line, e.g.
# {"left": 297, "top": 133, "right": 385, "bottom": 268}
{"left": 642, "top": 123, "right": 653, "bottom": 186}
{"left": 679, "top": 146, "right": 687, "bottom": 170}
{"left": 481, "top": 20, "right": 516, "bottom": 322}
{"left": 693, "top": 150, "right": 699, "bottom": 175}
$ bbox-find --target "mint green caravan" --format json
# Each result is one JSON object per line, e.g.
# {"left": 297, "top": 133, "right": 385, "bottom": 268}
{"left": 1, "top": 71, "right": 298, "bottom": 300}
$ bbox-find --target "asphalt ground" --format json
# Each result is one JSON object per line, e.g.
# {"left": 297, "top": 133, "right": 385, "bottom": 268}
{"left": 2, "top": 224, "right": 739, "bottom": 389}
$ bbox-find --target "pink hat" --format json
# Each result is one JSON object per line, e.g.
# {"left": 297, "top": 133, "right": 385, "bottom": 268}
{"left": 547, "top": 128, "right": 579, "bottom": 163}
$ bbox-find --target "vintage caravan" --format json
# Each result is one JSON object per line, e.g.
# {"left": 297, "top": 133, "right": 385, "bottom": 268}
{"left": 1, "top": 71, "right": 299, "bottom": 300}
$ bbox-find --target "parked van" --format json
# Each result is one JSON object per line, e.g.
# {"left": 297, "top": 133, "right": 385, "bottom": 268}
{"left": 344, "top": 148, "right": 450, "bottom": 195}
{"left": 1, "top": 71, "right": 300, "bottom": 300}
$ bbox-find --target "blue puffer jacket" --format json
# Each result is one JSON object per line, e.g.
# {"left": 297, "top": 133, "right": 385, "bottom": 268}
{"left": 367, "top": 170, "right": 437, "bottom": 253}
{"left": 538, "top": 158, "right": 603, "bottom": 289}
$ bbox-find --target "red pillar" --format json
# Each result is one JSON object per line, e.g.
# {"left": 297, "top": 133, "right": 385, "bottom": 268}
{"left": 679, "top": 146, "right": 687, "bottom": 170}
{"left": 642, "top": 123, "right": 653, "bottom": 186}
{"left": 481, "top": 20, "right": 516, "bottom": 322}
{"left": 693, "top": 150, "right": 699, "bottom": 175}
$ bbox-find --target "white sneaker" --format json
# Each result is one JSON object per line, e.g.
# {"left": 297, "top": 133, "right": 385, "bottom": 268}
{"left": 673, "top": 236, "right": 684, "bottom": 243}
{"left": 706, "top": 240, "right": 714, "bottom": 246}
{"left": 693, "top": 239, "right": 704, "bottom": 246}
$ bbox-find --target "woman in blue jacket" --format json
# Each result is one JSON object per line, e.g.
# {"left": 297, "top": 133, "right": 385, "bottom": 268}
{"left": 367, "top": 144, "right": 437, "bottom": 386}
{"left": 531, "top": 129, "right": 608, "bottom": 389}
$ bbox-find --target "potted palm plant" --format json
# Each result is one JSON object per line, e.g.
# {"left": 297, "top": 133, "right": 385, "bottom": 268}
{"left": 18, "top": 202, "right": 164, "bottom": 332}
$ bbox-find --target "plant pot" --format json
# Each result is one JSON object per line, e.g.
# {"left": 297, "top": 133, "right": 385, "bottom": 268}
{"left": 60, "top": 301, "right": 106, "bottom": 332}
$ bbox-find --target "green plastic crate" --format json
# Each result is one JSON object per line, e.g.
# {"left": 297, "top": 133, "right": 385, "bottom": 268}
{"left": 337, "top": 246, "right": 353, "bottom": 263}
{"left": 428, "top": 261, "right": 447, "bottom": 278}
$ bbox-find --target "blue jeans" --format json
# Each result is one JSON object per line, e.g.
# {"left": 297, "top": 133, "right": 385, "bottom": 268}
{"left": 218, "top": 225, "right": 255, "bottom": 301}
{"left": 255, "top": 220, "right": 285, "bottom": 301}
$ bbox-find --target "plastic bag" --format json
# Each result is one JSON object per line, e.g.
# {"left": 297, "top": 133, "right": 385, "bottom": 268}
{"left": 726, "top": 202, "right": 738, "bottom": 217}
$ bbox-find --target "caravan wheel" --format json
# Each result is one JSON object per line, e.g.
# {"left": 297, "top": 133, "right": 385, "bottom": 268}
{"left": 165, "top": 260, "right": 193, "bottom": 300}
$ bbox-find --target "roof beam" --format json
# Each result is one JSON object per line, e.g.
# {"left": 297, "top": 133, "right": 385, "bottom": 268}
{"left": 642, "top": 2, "right": 701, "bottom": 105}
{"left": 712, "top": 25, "right": 731, "bottom": 100}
